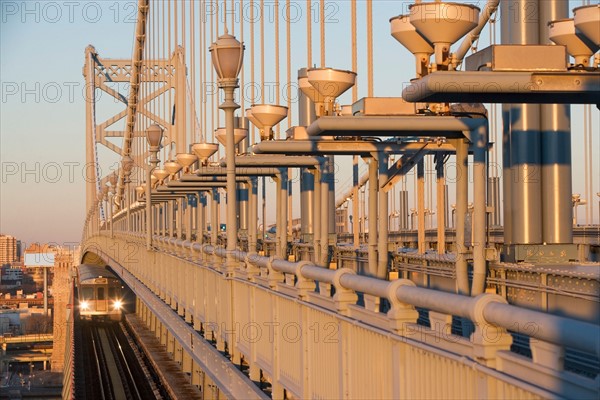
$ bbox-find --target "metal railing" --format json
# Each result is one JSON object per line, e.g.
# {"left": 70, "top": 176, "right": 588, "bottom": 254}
{"left": 81, "top": 228, "right": 600, "bottom": 399}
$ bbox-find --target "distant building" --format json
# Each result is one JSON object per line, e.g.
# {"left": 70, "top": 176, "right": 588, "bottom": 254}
{"left": 0, "top": 234, "right": 18, "bottom": 264}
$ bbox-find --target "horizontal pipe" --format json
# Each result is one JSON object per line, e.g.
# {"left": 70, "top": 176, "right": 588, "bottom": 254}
{"left": 402, "top": 71, "right": 599, "bottom": 104}
{"left": 339, "top": 273, "right": 390, "bottom": 298}
{"left": 483, "top": 302, "right": 600, "bottom": 356}
{"left": 305, "top": 116, "right": 484, "bottom": 137}
{"left": 221, "top": 155, "right": 323, "bottom": 167}
{"left": 397, "top": 285, "right": 475, "bottom": 319}
{"left": 190, "top": 167, "right": 281, "bottom": 177}
{"left": 252, "top": 139, "right": 458, "bottom": 155}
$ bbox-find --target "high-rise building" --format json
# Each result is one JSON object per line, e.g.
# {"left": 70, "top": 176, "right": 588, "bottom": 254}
{"left": 0, "top": 235, "right": 18, "bottom": 265}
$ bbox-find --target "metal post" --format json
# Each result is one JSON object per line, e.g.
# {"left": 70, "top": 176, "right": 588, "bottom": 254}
{"left": 249, "top": 178, "right": 258, "bottom": 253}
{"left": 326, "top": 156, "right": 336, "bottom": 241}
{"left": 211, "top": 190, "right": 219, "bottom": 246}
{"left": 314, "top": 169, "right": 322, "bottom": 263}
{"left": 368, "top": 157, "right": 378, "bottom": 277}
{"left": 109, "top": 195, "right": 114, "bottom": 238}
{"left": 509, "top": 0, "right": 543, "bottom": 245}
{"left": 298, "top": 68, "right": 316, "bottom": 244}
{"left": 436, "top": 156, "right": 446, "bottom": 254}
{"left": 353, "top": 156, "right": 360, "bottom": 247}
{"left": 220, "top": 83, "right": 240, "bottom": 270}
{"left": 275, "top": 173, "right": 283, "bottom": 257}
{"left": 280, "top": 169, "right": 288, "bottom": 258}
{"left": 417, "top": 160, "right": 426, "bottom": 254}
{"left": 321, "top": 165, "right": 329, "bottom": 265}
{"left": 455, "top": 139, "right": 469, "bottom": 296}
{"left": 377, "top": 152, "right": 389, "bottom": 279}
{"left": 488, "top": 177, "right": 501, "bottom": 227}
{"left": 176, "top": 198, "right": 183, "bottom": 239}
{"left": 540, "top": 0, "right": 572, "bottom": 244}
{"left": 196, "top": 193, "right": 203, "bottom": 242}
{"left": 301, "top": 169, "right": 315, "bottom": 243}
{"left": 472, "top": 124, "right": 489, "bottom": 296}
{"left": 43, "top": 268, "right": 48, "bottom": 316}
{"left": 186, "top": 197, "right": 192, "bottom": 240}
{"left": 145, "top": 161, "right": 154, "bottom": 250}
{"left": 399, "top": 190, "right": 409, "bottom": 230}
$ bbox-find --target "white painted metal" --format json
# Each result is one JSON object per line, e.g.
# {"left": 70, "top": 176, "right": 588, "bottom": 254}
{"left": 81, "top": 233, "right": 599, "bottom": 399}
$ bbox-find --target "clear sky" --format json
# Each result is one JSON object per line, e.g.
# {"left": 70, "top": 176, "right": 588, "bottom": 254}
{"left": 1, "top": 1, "right": 598, "bottom": 247}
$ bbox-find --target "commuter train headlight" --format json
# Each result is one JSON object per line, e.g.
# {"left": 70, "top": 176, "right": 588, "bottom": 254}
{"left": 80, "top": 301, "right": 89, "bottom": 310}
{"left": 113, "top": 300, "right": 123, "bottom": 310}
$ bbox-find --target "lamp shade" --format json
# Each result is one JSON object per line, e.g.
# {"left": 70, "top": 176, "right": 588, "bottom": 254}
{"left": 121, "top": 155, "right": 135, "bottom": 174}
{"left": 209, "top": 32, "right": 244, "bottom": 80}
{"left": 146, "top": 124, "right": 164, "bottom": 148}
{"left": 109, "top": 172, "right": 118, "bottom": 186}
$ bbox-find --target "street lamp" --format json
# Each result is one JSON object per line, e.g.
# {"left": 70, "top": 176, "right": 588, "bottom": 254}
{"left": 210, "top": 29, "right": 244, "bottom": 273}
{"left": 146, "top": 124, "right": 164, "bottom": 250}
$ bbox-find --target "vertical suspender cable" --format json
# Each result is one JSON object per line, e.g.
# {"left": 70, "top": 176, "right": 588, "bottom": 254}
{"left": 166, "top": 0, "right": 171, "bottom": 160}
{"left": 320, "top": 0, "right": 325, "bottom": 67}
{"left": 275, "top": 0, "right": 280, "bottom": 137}
{"left": 250, "top": 0, "right": 255, "bottom": 144}
{"left": 210, "top": 0, "right": 215, "bottom": 144}
{"left": 306, "top": 0, "right": 312, "bottom": 67}
{"left": 366, "top": 0, "right": 373, "bottom": 97}
{"left": 240, "top": 0, "right": 245, "bottom": 123}
{"left": 351, "top": 0, "right": 360, "bottom": 246}
{"left": 201, "top": 3, "right": 207, "bottom": 142}
{"left": 191, "top": 0, "right": 197, "bottom": 143}
{"left": 215, "top": 1, "right": 220, "bottom": 135}
{"left": 260, "top": 0, "right": 265, "bottom": 102}
{"left": 286, "top": 0, "right": 292, "bottom": 128}
{"left": 231, "top": 0, "right": 235, "bottom": 34}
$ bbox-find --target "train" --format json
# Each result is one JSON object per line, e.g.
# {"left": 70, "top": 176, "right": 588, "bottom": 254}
{"left": 76, "top": 264, "right": 124, "bottom": 321}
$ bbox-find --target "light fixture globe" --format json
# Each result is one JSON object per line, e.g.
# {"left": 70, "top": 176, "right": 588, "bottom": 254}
{"left": 109, "top": 172, "right": 118, "bottom": 187}
{"left": 215, "top": 128, "right": 248, "bottom": 146}
{"left": 146, "top": 124, "right": 164, "bottom": 149}
{"left": 210, "top": 31, "right": 245, "bottom": 81}
{"left": 192, "top": 143, "right": 220, "bottom": 165}
{"left": 153, "top": 169, "right": 170, "bottom": 185}
{"left": 249, "top": 104, "right": 288, "bottom": 141}
{"left": 549, "top": 18, "right": 599, "bottom": 67}
{"left": 121, "top": 155, "right": 135, "bottom": 174}
{"left": 175, "top": 152, "right": 198, "bottom": 173}
{"left": 574, "top": 4, "right": 600, "bottom": 47}
{"left": 135, "top": 185, "right": 145, "bottom": 200}
{"left": 164, "top": 160, "right": 183, "bottom": 179}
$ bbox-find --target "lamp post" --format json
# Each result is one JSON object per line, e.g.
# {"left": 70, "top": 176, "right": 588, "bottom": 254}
{"left": 146, "top": 124, "right": 163, "bottom": 250}
{"left": 210, "top": 30, "right": 244, "bottom": 272}
{"left": 121, "top": 155, "right": 134, "bottom": 232}
{"left": 108, "top": 172, "right": 118, "bottom": 237}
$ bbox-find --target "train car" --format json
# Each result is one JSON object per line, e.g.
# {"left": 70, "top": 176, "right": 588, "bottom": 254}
{"left": 76, "top": 264, "right": 123, "bottom": 321}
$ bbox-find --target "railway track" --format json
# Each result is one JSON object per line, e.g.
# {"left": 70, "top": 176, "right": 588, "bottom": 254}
{"left": 76, "top": 321, "right": 165, "bottom": 400}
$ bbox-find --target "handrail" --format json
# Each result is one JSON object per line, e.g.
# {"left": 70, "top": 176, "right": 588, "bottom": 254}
{"left": 101, "top": 232, "right": 600, "bottom": 357}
